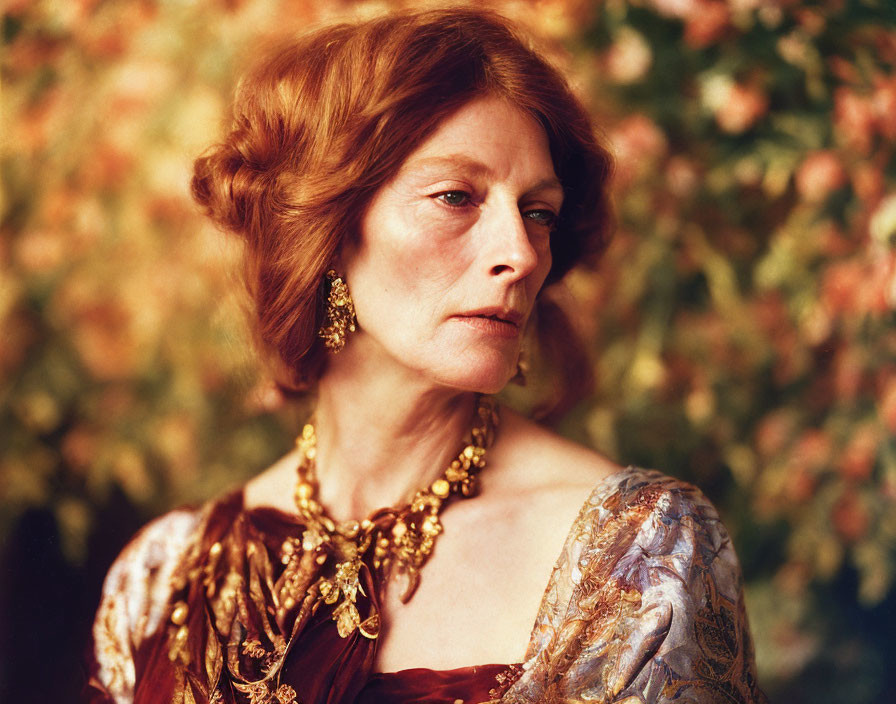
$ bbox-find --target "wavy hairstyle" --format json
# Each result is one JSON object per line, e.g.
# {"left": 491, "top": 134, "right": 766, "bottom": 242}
{"left": 191, "top": 7, "right": 613, "bottom": 414}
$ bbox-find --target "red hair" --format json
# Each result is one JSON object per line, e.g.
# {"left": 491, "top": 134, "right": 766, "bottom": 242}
{"left": 192, "top": 7, "right": 613, "bottom": 411}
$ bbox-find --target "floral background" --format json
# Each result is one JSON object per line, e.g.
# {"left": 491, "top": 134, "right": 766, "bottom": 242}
{"left": 2, "top": 0, "right": 895, "bottom": 701}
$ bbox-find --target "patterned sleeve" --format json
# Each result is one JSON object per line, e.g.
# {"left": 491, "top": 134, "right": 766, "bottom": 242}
{"left": 502, "top": 468, "right": 767, "bottom": 704}
{"left": 84, "top": 509, "right": 202, "bottom": 703}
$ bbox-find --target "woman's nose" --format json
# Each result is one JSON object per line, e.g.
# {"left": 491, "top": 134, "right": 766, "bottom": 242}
{"left": 485, "top": 202, "right": 540, "bottom": 281}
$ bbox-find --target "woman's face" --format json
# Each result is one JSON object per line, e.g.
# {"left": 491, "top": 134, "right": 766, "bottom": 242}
{"left": 342, "top": 94, "right": 562, "bottom": 393}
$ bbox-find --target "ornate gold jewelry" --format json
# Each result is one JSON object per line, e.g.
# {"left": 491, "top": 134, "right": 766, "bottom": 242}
{"left": 318, "top": 269, "right": 356, "bottom": 352}
{"left": 288, "top": 395, "right": 498, "bottom": 639}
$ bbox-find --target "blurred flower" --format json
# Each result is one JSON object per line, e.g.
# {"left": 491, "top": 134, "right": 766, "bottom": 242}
{"left": 13, "top": 229, "right": 67, "bottom": 274}
{"left": 837, "top": 423, "right": 879, "bottom": 482}
{"left": 777, "top": 31, "right": 810, "bottom": 67}
{"left": 793, "top": 7, "right": 826, "bottom": 36}
{"left": 784, "top": 464, "right": 816, "bottom": 503}
{"left": 756, "top": 409, "right": 798, "bottom": 459}
{"left": 609, "top": 114, "right": 667, "bottom": 185}
{"left": 832, "top": 343, "right": 863, "bottom": 401}
{"left": 79, "top": 144, "right": 135, "bottom": 192}
{"left": 604, "top": 27, "right": 652, "bottom": 84}
{"left": 733, "top": 156, "right": 763, "bottom": 187}
{"left": 665, "top": 156, "right": 700, "bottom": 196}
{"left": 684, "top": 382, "right": 715, "bottom": 424}
{"left": 62, "top": 426, "right": 100, "bottom": 475}
{"left": 871, "top": 75, "right": 896, "bottom": 140}
{"left": 109, "top": 59, "right": 176, "bottom": 107}
{"left": 869, "top": 193, "right": 896, "bottom": 244}
{"left": 821, "top": 258, "right": 871, "bottom": 318}
{"left": 683, "top": 1, "right": 730, "bottom": 49}
{"left": 826, "top": 247, "right": 896, "bottom": 317}
{"left": 795, "top": 150, "right": 846, "bottom": 204}
{"left": 53, "top": 275, "right": 146, "bottom": 381}
{"left": 648, "top": 0, "right": 701, "bottom": 18}
{"left": 851, "top": 162, "right": 884, "bottom": 204}
{"left": 15, "top": 392, "right": 62, "bottom": 433}
{"left": 832, "top": 488, "right": 869, "bottom": 543}
{"left": 783, "top": 430, "right": 829, "bottom": 501}
{"left": 700, "top": 72, "right": 734, "bottom": 112}
{"left": 714, "top": 81, "right": 769, "bottom": 134}
{"left": 834, "top": 87, "right": 875, "bottom": 155}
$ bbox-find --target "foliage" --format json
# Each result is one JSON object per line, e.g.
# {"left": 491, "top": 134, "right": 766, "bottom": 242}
{"left": 558, "top": 0, "right": 896, "bottom": 700}
{"left": 2, "top": 0, "right": 894, "bottom": 701}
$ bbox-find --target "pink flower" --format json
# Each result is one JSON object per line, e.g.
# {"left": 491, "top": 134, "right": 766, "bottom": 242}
{"left": 684, "top": 1, "right": 730, "bottom": 49}
{"left": 756, "top": 410, "right": 797, "bottom": 458}
{"left": 821, "top": 259, "right": 864, "bottom": 316}
{"left": 871, "top": 75, "right": 896, "bottom": 140}
{"left": 837, "top": 424, "right": 879, "bottom": 481}
{"left": 665, "top": 156, "right": 699, "bottom": 197}
{"left": 832, "top": 489, "right": 869, "bottom": 542}
{"left": 649, "top": 0, "right": 702, "bottom": 18}
{"left": 834, "top": 88, "right": 875, "bottom": 155}
{"left": 14, "top": 229, "right": 66, "bottom": 274}
{"left": 609, "top": 114, "right": 668, "bottom": 185}
{"left": 604, "top": 28, "right": 652, "bottom": 84}
{"left": 715, "top": 83, "right": 768, "bottom": 133}
{"left": 851, "top": 162, "right": 884, "bottom": 204}
{"left": 795, "top": 150, "right": 846, "bottom": 203}
{"left": 791, "top": 429, "right": 832, "bottom": 472}
{"left": 62, "top": 426, "right": 99, "bottom": 474}
{"left": 833, "top": 344, "right": 863, "bottom": 402}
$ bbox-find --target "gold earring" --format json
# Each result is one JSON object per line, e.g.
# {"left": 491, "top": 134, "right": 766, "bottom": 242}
{"left": 512, "top": 350, "right": 528, "bottom": 386}
{"left": 319, "top": 269, "right": 357, "bottom": 352}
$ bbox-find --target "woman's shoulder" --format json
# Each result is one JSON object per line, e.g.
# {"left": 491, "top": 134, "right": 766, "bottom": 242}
{"left": 93, "top": 506, "right": 205, "bottom": 638}
{"left": 489, "top": 406, "right": 624, "bottom": 494}
{"left": 491, "top": 406, "right": 739, "bottom": 600}
{"left": 495, "top": 413, "right": 764, "bottom": 702}
{"left": 88, "top": 506, "right": 206, "bottom": 700}
{"left": 88, "top": 489, "right": 253, "bottom": 700}
{"left": 494, "top": 406, "right": 723, "bottom": 529}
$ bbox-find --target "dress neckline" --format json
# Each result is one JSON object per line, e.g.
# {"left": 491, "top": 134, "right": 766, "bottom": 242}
{"left": 234, "top": 465, "right": 639, "bottom": 676}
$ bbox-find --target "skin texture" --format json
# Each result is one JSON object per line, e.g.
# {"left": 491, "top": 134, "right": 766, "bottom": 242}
{"left": 244, "top": 95, "right": 622, "bottom": 671}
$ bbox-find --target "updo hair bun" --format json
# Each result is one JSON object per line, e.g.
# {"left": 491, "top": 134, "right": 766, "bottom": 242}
{"left": 191, "top": 138, "right": 256, "bottom": 239}
{"left": 190, "top": 7, "right": 613, "bottom": 397}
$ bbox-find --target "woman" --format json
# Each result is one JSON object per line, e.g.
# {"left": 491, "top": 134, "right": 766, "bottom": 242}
{"left": 86, "top": 8, "right": 766, "bottom": 704}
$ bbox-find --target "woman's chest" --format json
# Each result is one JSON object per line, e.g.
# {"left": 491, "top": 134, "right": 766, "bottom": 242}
{"left": 371, "top": 489, "right": 584, "bottom": 673}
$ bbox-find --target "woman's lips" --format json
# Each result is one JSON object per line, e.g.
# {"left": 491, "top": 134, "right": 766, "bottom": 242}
{"left": 452, "top": 312, "right": 522, "bottom": 339}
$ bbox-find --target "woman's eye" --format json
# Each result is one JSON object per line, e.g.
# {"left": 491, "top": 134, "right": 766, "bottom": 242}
{"left": 434, "top": 190, "right": 471, "bottom": 207}
{"left": 524, "top": 209, "right": 557, "bottom": 228}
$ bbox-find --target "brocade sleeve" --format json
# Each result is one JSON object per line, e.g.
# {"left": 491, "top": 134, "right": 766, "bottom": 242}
{"left": 84, "top": 509, "right": 202, "bottom": 703}
{"left": 500, "top": 468, "right": 766, "bottom": 704}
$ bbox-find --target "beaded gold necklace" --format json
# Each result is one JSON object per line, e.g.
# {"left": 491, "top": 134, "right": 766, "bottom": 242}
{"left": 286, "top": 395, "right": 498, "bottom": 640}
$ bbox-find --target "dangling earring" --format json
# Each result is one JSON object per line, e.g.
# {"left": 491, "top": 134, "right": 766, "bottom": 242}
{"left": 318, "top": 269, "right": 356, "bottom": 352}
{"left": 512, "top": 349, "right": 528, "bottom": 386}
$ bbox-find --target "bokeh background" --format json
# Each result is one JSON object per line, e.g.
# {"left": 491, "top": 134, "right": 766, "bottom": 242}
{"left": 2, "top": 0, "right": 895, "bottom": 701}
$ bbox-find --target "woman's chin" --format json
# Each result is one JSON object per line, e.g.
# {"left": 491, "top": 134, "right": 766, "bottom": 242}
{"left": 433, "top": 359, "right": 516, "bottom": 395}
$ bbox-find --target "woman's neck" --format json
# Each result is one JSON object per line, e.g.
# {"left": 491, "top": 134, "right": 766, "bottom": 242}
{"left": 311, "top": 361, "right": 479, "bottom": 521}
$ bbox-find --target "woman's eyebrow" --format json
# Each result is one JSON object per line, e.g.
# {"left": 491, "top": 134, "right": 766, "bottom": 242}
{"left": 402, "top": 154, "right": 493, "bottom": 178}
{"left": 524, "top": 177, "right": 564, "bottom": 198}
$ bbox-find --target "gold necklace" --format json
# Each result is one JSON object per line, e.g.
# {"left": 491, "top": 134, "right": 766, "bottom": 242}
{"left": 285, "top": 395, "right": 498, "bottom": 640}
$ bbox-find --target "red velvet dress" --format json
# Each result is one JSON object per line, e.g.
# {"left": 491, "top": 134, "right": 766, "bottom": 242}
{"left": 86, "top": 490, "right": 522, "bottom": 703}
{"left": 86, "top": 468, "right": 768, "bottom": 703}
